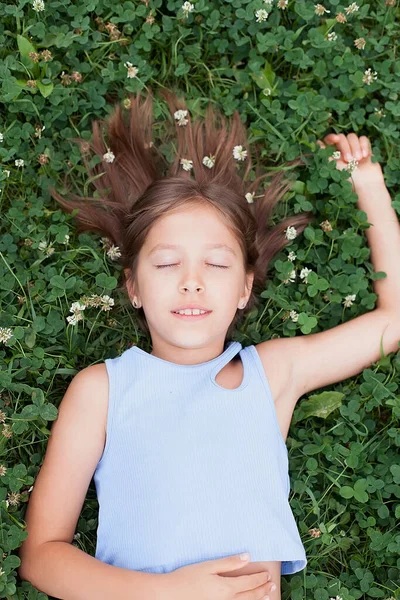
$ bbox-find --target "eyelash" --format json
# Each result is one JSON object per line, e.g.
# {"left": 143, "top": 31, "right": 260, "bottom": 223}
{"left": 156, "top": 264, "right": 229, "bottom": 269}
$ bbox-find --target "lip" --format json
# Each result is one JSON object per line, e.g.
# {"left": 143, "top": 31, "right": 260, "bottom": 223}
{"left": 171, "top": 309, "right": 212, "bottom": 321}
{"left": 172, "top": 305, "right": 211, "bottom": 312}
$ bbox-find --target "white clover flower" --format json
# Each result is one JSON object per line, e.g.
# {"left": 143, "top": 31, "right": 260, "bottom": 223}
{"left": 37, "top": 240, "right": 54, "bottom": 255}
{"left": 277, "top": 0, "right": 288, "bottom": 7}
{"left": 255, "top": 9, "right": 269, "bottom": 22}
{"left": 374, "top": 107, "right": 385, "bottom": 118}
{"left": 300, "top": 267, "right": 312, "bottom": 283}
{"left": 4, "top": 170, "right": 10, "bottom": 177}
{"left": 70, "top": 301, "right": 86, "bottom": 313}
{"left": 233, "top": 145, "right": 247, "bottom": 161}
{"left": 0, "top": 327, "right": 13, "bottom": 344}
{"left": 62, "top": 234, "right": 70, "bottom": 244}
{"left": 288, "top": 250, "right": 296, "bottom": 262}
{"left": 202, "top": 155, "right": 215, "bottom": 168}
{"left": 181, "top": 1, "right": 194, "bottom": 17}
{"left": 343, "top": 294, "right": 356, "bottom": 308}
{"left": 332, "top": 150, "right": 341, "bottom": 160}
{"left": 284, "top": 226, "right": 297, "bottom": 240}
{"left": 263, "top": 88, "right": 272, "bottom": 96}
{"left": 124, "top": 62, "right": 139, "bottom": 78}
{"left": 344, "top": 2, "right": 359, "bottom": 14}
{"left": 245, "top": 192, "right": 255, "bottom": 204}
{"left": 283, "top": 269, "right": 296, "bottom": 284}
{"left": 329, "top": 596, "right": 344, "bottom": 600}
{"left": 66, "top": 313, "right": 81, "bottom": 325}
{"left": 289, "top": 310, "right": 299, "bottom": 322}
{"left": 38, "top": 240, "right": 48, "bottom": 251}
{"left": 32, "top": 0, "right": 45, "bottom": 12}
{"left": 263, "top": 0, "right": 274, "bottom": 6}
{"left": 0, "top": 133, "right": 3, "bottom": 142}
{"left": 354, "top": 37, "right": 366, "bottom": 50}
{"left": 15, "top": 159, "right": 24, "bottom": 167}
{"left": 180, "top": 158, "right": 193, "bottom": 171}
{"left": 346, "top": 158, "right": 359, "bottom": 173}
{"left": 106, "top": 244, "right": 122, "bottom": 260}
{"left": 174, "top": 109, "right": 189, "bottom": 126}
{"left": 103, "top": 149, "right": 115, "bottom": 163}
{"left": 327, "top": 32, "right": 337, "bottom": 41}
{"left": 363, "top": 68, "right": 378, "bottom": 85}
{"left": 101, "top": 295, "right": 115, "bottom": 311}
{"left": 315, "top": 4, "right": 330, "bottom": 15}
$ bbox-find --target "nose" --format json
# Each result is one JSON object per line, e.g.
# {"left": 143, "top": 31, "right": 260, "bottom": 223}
{"left": 180, "top": 283, "right": 204, "bottom": 293}
{"left": 179, "top": 270, "right": 204, "bottom": 294}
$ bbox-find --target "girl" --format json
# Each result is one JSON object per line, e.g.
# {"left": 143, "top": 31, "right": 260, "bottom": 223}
{"left": 18, "top": 90, "right": 400, "bottom": 600}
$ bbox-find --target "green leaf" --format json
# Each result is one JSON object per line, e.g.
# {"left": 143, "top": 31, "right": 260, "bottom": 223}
{"left": 50, "top": 275, "right": 67, "bottom": 289}
{"left": 340, "top": 485, "right": 354, "bottom": 499}
{"left": 36, "top": 80, "right": 54, "bottom": 98}
{"left": 17, "top": 34, "right": 37, "bottom": 58}
{"left": 24, "top": 328, "right": 36, "bottom": 349}
{"left": 295, "top": 391, "right": 344, "bottom": 421}
{"left": 39, "top": 403, "right": 59, "bottom": 421}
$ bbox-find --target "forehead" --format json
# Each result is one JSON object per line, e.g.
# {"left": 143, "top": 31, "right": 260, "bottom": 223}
{"left": 143, "top": 204, "right": 238, "bottom": 251}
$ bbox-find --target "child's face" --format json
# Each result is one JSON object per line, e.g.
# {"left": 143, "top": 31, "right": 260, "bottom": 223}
{"left": 127, "top": 202, "right": 254, "bottom": 360}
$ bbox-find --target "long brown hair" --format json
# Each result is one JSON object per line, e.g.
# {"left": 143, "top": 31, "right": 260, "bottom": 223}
{"left": 49, "top": 88, "right": 314, "bottom": 344}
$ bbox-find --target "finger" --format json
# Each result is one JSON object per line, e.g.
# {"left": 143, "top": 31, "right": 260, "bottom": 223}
{"left": 321, "top": 133, "right": 340, "bottom": 146}
{"left": 335, "top": 133, "right": 353, "bottom": 161}
{"left": 347, "top": 133, "right": 363, "bottom": 161}
{"left": 359, "top": 136, "right": 371, "bottom": 158}
{"left": 232, "top": 570, "right": 271, "bottom": 593}
{"left": 316, "top": 140, "right": 326, "bottom": 149}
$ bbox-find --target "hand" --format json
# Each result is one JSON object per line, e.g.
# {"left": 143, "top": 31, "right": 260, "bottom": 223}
{"left": 316, "top": 133, "right": 385, "bottom": 192}
{"left": 161, "top": 554, "right": 276, "bottom": 600}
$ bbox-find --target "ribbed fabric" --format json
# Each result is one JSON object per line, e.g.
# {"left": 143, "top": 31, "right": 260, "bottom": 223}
{"left": 93, "top": 340, "right": 307, "bottom": 576}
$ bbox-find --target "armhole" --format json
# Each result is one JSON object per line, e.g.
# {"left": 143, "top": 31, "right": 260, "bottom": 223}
{"left": 96, "top": 358, "right": 114, "bottom": 467}
{"left": 247, "top": 346, "right": 291, "bottom": 496}
{"left": 247, "top": 345, "right": 289, "bottom": 456}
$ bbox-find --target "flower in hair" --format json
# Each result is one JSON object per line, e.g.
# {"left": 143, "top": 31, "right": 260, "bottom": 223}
{"left": 233, "top": 145, "right": 247, "bottom": 161}
{"left": 174, "top": 109, "right": 189, "bottom": 126}
{"left": 202, "top": 155, "right": 215, "bottom": 168}
{"left": 103, "top": 149, "right": 115, "bottom": 163}
{"left": 107, "top": 245, "right": 122, "bottom": 260}
{"left": 245, "top": 192, "right": 255, "bottom": 204}
{"left": 180, "top": 158, "right": 193, "bottom": 171}
{"left": 284, "top": 226, "right": 297, "bottom": 240}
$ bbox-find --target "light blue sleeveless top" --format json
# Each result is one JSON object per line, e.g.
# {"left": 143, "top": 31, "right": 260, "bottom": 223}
{"left": 93, "top": 340, "right": 307, "bottom": 575}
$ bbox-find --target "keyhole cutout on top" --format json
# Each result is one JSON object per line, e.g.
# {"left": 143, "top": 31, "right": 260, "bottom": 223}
{"left": 214, "top": 355, "right": 244, "bottom": 390}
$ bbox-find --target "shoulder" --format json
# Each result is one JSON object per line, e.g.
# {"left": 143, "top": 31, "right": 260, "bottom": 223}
{"left": 76, "top": 363, "right": 109, "bottom": 435}
{"left": 78, "top": 362, "right": 109, "bottom": 386}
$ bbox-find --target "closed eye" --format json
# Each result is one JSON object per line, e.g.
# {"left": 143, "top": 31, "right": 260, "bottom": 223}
{"left": 155, "top": 264, "right": 229, "bottom": 269}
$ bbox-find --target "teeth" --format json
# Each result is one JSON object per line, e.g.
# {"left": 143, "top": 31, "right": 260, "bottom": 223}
{"left": 175, "top": 309, "right": 207, "bottom": 315}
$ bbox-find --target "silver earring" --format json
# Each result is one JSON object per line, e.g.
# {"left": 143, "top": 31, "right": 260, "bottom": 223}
{"left": 240, "top": 301, "right": 246, "bottom": 309}
{"left": 133, "top": 299, "right": 137, "bottom": 308}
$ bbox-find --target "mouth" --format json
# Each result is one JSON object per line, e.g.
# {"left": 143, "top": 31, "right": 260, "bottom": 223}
{"left": 171, "top": 310, "right": 212, "bottom": 321}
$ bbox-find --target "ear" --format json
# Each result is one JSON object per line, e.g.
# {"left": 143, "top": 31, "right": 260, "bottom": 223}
{"left": 124, "top": 268, "right": 136, "bottom": 302}
{"left": 245, "top": 271, "right": 254, "bottom": 296}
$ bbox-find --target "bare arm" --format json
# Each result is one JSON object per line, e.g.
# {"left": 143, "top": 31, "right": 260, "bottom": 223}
{"left": 17, "top": 364, "right": 166, "bottom": 600}
{"left": 19, "top": 540, "right": 165, "bottom": 600}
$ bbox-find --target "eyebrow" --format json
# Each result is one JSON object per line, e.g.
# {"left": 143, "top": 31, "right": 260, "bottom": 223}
{"left": 148, "top": 243, "right": 237, "bottom": 257}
